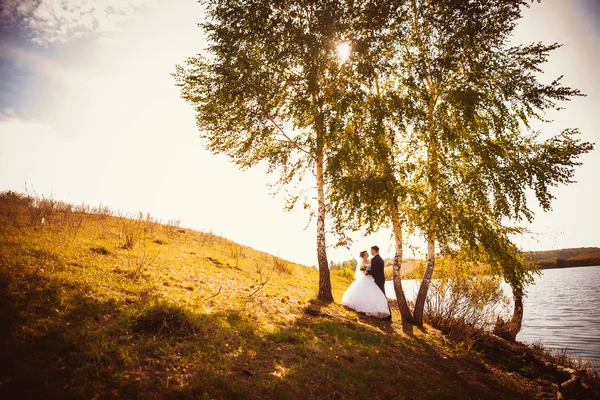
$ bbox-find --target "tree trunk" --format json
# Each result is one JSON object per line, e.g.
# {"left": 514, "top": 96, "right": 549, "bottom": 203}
{"left": 494, "top": 286, "right": 523, "bottom": 341}
{"left": 413, "top": 228, "right": 435, "bottom": 326}
{"left": 391, "top": 203, "right": 414, "bottom": 323}
{"left": 316, "top": 150, "right": 333, "bottom": 301}
{"left": 413, "top": 109, "right": 438, "bottom": 326}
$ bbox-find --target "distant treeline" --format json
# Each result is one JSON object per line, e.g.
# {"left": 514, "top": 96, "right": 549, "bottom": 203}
{"left": 525, "top": 247, "right": 600, "bottom": 269}
{"left": 330, "top": 258, "right": 423, "bottom": 279}
{"left": 330, "top": 247, "right": 600, "bottom": 276}
{"left": 329, "top": 258, "right": 400, "bottom": 270}
{"left": 329, "top": 259, "right": 357, "bottom": 271}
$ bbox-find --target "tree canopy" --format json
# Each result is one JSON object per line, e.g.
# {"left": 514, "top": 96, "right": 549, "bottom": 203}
{"left": 175, "top": 0, "right": 593, "bottom": 325}
{"left": 325, "top": 0, "right": 594, "bottom": 327}
{"left": 174, "top": 0, "right": 393, "bottom": 301}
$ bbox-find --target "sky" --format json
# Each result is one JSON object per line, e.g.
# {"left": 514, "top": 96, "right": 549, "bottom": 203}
{"left": 0, "top": 0, "right": 599, "bottom": 266}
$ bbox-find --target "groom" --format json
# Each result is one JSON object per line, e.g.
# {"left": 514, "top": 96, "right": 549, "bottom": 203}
{"left": 368, "top": 246, "right": 386, "bottom": 295}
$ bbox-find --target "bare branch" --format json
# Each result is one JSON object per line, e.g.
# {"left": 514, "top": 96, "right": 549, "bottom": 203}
{"left": 203, "top": 285, "right": 222, "bottom": 300}
{"left": 265, "top": 116, "right": 311, "bottom": 155}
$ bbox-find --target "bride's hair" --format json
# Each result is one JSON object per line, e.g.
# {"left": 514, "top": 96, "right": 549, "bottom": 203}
{"left": 359, "top": 250, "right": 368, "bottom": 258}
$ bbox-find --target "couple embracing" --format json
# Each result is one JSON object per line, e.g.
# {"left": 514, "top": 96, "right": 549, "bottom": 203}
{"left": 341, "top": 246, "right": 391, "bottom": 320}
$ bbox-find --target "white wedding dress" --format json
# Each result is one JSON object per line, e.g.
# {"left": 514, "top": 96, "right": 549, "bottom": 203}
{"left": 341, "top": 259, "right": 391, "bottom": 318}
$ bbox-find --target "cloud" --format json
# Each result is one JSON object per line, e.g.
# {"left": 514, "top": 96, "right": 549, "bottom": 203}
{"left": 0, "top": 107, "right": 17, "bottom": 121}
{"left": 0, "top": 0, "right": 157, "bottom": 121}
{"left": 0, "top": 0, "right": 155, "bottom": 46}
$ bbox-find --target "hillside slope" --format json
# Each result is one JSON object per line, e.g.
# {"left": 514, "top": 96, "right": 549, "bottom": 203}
{"left": 0, "top": 193, "right": 573, "bottom": 399}
{"left": 526, "top": 248, "right": 600, "bottom": 269}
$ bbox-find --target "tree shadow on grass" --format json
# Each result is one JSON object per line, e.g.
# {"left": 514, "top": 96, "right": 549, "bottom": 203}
{"left": 0, "top": 267, "right": 263, "bottom": 399}
{"left": 235, "top": 297, "right": 537, "bottom": 400}
{"left": 0, "top": 269, "right": 125, "bottom": 399}
{"left": 177, "top": 297, "right": 537, "bottom": 400}
{"left": 0, "top": 269, "right": 539, "bottom": 400}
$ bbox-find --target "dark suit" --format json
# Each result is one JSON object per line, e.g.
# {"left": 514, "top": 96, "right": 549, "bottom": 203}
{"left": 369, "top": 254, "right": 386, "bottom": 295}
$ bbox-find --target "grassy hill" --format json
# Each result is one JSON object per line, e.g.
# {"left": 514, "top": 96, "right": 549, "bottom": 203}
{"left": 526, "top": 248, "right": 600, "bottom": 269}
{"left": 0, "top": 192, "right": 592, "bottom": 399}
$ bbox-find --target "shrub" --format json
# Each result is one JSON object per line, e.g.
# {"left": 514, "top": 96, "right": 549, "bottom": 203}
{"left": 228, "top": 243, "right": 245, "bottom": 268}
{"left": 0, "top": 191, "right": 31, "bottom": 232}
{"left": 425, "top": 257, "right": 510, "bottom": 343}
{"left": 91, "top": 203, "right": 114, "bottom": 219}
{"left": 126, "top": 234, "right": 160, "bottom": 278}
{"left": 198, "top": 230, "right": 217, "bottom": 246}
{"left": 121, "top": 229, "right": 137, "bottom": 250}
{"left": 273, "top": 255, "right": 293, "bottom": 274}
{"left": 384, "top": 266, "right": 393, "bottom": 280}
{"left": 334, "top": 267, "right": 355, "bottom": 281}
{"left": 74, "top": 202, "right": 91, "bottom": 214}
{"left": 28, "top": 196, "right": 57, "bottom": 228}
{"left": 164, "top": 219, "right": 181, "bottom": 236}
{"left": 133, "top": 303, "right": 195, "bottom": 336}
{"left": 0, "top": 190, "right": 32, "bottom": 208}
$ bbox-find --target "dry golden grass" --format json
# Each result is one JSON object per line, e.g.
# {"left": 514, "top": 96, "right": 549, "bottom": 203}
{"left": 0, "top": 191, "right": 564, "bottom": 399}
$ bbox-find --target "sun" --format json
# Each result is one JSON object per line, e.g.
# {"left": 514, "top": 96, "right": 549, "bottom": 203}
{"left": 337, "top": 42, "right": 351, "bottom": 63}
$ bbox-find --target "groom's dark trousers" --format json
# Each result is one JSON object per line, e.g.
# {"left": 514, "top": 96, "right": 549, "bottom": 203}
{"left": 370, "top": 254, "right": 386, "bottom": 295}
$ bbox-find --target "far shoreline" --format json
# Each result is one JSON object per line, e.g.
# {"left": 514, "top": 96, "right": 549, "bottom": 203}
{"left": 537, "top": 263, "right": 600, "bottom": 270}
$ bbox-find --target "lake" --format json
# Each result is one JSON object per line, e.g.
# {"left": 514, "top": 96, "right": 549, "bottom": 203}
{"left": 385, "top": 265, "right": 600, "bottom": 368}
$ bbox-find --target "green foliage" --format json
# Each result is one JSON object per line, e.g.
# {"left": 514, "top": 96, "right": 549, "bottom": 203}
{"left": 329, "top": 259, "right": 356, "bottom": 271}
{"left": 172, "top": 0, "right": 369, "bottom": 192}
{"left": 173, "top": 0, "right": 385, "bottom": 300}
{"left": 173, "top": 0, "right": 596, "bottom": 306}
{"left": 324, "top": 0, "right": 594, "bottom": 318}
{"left": 332, "top": 267, "right": 355, "bottom": 281}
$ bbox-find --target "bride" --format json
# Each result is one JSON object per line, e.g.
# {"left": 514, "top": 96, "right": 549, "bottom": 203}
{"left": 341, "top": 250, "right": 391, "bottom": 319}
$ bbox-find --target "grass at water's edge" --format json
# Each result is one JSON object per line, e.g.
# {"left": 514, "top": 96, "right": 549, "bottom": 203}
{"left": 0, "top": 198, "right": 588, "bottom": 399}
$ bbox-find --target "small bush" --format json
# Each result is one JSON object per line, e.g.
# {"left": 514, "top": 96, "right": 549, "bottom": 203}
{"left": 334, "top": 267, "right": 355, "bottom": 281}
{"left": 0, "top": 190, "right": 32, "bottom": 209}
{"left": 65, "top": 213, "right": 85, "bottom": 239}
{"left": 126, "top": 237, "right": 160, "bottom": 278}
{"left": 133, "top": 303, "right": 195, "bottom": 336}
{"left": 139, "top": 212, "right": 158, "bottom": 235}
{"left": 228, "top": 243, "right": 245, "bottom": 268}
{"left": 0, "top": 191, "right": 31, "bottom": 232}
{"left": 164, "top": 219, "right": 181, "bottom": 237}
{"left": 121, "top": 231, "right": 137, "bottom": 250}
{"left": 120, "top": 219, "right": 142, "bottom": 250}
{"left": 273, "top": 255, "right": 293, "bottom": 274}
{"left": 199, "top": 231, "right": 216, "bottom": 246}
{"left": 28, "top": 196, "right": 57, "bottom": 228}
{"left": 74, "top": 202, "right": 91, "bottom": 214}
{"left": 384, "top": 266, "right": 393, "bottom": 280}
{"left": 91, "top": 203, "right": 114, "bottom": 219}
{"left": 425, "top": 257, "right": 510, "bottom": 343}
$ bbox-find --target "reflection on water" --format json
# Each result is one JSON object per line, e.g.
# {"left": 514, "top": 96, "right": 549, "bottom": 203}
{"left": 385, "top": 265, "right": 600, "bottom": 367}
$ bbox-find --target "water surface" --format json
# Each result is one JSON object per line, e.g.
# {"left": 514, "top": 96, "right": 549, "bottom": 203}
{"left": 385, "top": 265, "right": 600, "bottom": 367}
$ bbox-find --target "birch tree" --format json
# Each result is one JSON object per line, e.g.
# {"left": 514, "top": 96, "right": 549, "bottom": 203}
{"left": 328, "top": 0, "right": 593, "bottom": 329}
{"left": 174, "top": 0, "right": 385, "bottom": 301}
